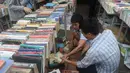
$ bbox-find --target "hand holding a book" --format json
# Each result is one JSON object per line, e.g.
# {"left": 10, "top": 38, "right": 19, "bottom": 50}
{"left": 24, "top": 7, "right": 32, "bottom": 13}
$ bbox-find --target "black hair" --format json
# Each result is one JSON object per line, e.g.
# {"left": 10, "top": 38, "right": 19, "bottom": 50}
{"left": 80, "top": 19, "right": 102, "bottom": 35}
{"left": 71, "top": 13, "right": 83, "bottom": 26}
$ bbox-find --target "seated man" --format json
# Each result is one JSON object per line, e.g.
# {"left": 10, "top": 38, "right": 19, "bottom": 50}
{"left": 62, "top": 19, "right": 120, "bottom": 73}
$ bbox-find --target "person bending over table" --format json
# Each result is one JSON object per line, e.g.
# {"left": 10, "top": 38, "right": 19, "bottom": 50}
{"left": 62, "top": 19, "right": 120, "bottom": 73}
{"left": 8, "top": 0, "right": 33, "bottom": 23}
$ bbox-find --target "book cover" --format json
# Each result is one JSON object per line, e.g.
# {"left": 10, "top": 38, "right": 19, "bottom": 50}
{"left": 20, "top": 44, "right": 45, "bottom": 50}
{"left": 9, "top": 68, "right": 32, "bottom": 73}
{"left": 0, "top": 58, "right": 14, "bottom": 73}
{"left": 0, "top": 51, "right": 16, "bottom": 58}
{"left": 12, "top": 62, "right": 39, "bottom": 73}
{"left": 2, "top": 39, "right": 23, "bottom": 45}
{"left": 0, "top": 48, "right": 17, "bottom": 52}
{"left": 15, "top": 29, "right": 34, "bottom": 33}
{"left": 38, "top": 11, "right": 53, "bottom": 15}
{"left": 57, "top": 4, "right": 68, "bottom": 8}
{"left": 17, "top": 20, "right": 30, "bottom": 25}
{"left": 0, "top": 60, "right": 5, "bottom": 69}
{"left": 33, "top": 31, "right": 51, "bottom": 35}
{"left": 29, "top": 35, "right": 50, "bottom": 38}
{"left": 1, "top": 31, "right": 30, "bottom": 36}
{"left": 0, "top": 44, "right": 20, "bottom": 50}
{"left": 24, "top": 14, "right": 37, "bottom": 18}
{"left": 12, "top": 54, "right": 43, "bottom": 73}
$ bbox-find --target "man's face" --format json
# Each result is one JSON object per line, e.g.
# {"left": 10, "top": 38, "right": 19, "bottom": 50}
{"left": 82, "top": 31, "right": 93, "bottom": 40}
{"left": 71, "top": 22, "right": 79, "bottom": 30}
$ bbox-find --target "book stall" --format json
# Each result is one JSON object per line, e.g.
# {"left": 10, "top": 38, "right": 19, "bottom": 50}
{"left": 0, "top": 0, "right": 76, "bottom": 73}
{"left": 97, "top": 0, "right": 130, "bottom": 69}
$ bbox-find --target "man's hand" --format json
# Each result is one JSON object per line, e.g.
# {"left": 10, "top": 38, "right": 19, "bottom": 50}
{"left": 24, "top": 7, "right": 32, "bottom": 13}
{"left": 63, "top": 54, "right": 69, "bottom": 59}
{"left": 60, "top": 54, "right": 69, "bottom": 63}
{"left": 61, "top": 56, "right": 69, "bottom": 63}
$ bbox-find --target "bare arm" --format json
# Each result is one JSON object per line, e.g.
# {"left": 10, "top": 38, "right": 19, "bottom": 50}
{"left": 66, "top": 39, "right": 86, "bottom": 57}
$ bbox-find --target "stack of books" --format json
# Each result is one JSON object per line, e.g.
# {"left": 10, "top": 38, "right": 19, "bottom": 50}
{"left": 26, "top": 33, "right": 53, "bottom": 58}
{"left": 0, "top": 1, "right": 72, "bottom": 73}
{"left": 9, "top": 62, "right": 39, "bottom": 73}
{"left": 113, "top": 2, "right": 130, "bottom": 13}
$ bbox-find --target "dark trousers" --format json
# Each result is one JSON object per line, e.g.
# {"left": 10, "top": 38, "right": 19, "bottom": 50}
{"left": 77, "top": 64, "right": 97, "bottom": 73}
{"left": 76, "top": 47, "right": 97, "bottom": 73}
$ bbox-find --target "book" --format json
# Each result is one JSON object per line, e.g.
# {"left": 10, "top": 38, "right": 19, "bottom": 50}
{"left": 38, "top": 11, "right": 53, "bottom": 15}
{"left": 20, "top": 44, "right": 45, "bottom": 50}
{"left": 1, "top": 39, "right": 24, "bottom": 45}
{"left": 0, "top": 51, "right": 16, "bottom": 58}
{"left": 12, "top": 62, "right": 39, "bottom": 73}
{"left": 0, "top": 48, "right": 17, "bottom": 52}
{"left": 24, "top": 14, "right": 37, "bottom": 18}
{"left": 29, "top": 34, "right": 50, "bottom": 38}
{"left": 0, "top": 58, "right": 14, "bottom": 73}
{"left": 12, "top": 54, "right": 43, "bottom": 73}
{"left": 1, "top": 31, "right": 30, "bottom": 36}
{"left": 9, "top": 68, "right": 32, "bottom": 73}
{"left": 44, "top": 3, "right": 56, "bottom": 7}
{"left": 15, "top": 29, "right": 34, "bottom": 33}
{"left": 0, "top": 44, "right": 20, "bottom": 50}
{"left": 57, "top": 4, "right": 68, "bottom": 8}
{"left": 17, "top": 20, "right": 31, "bottom": 25}
{"left": 0, "top": 60, "right": 5, "bottom": 69}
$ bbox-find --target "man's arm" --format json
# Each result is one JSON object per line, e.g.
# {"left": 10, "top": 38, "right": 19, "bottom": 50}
{"left": 62, "top": 49, "right": 97, "bottom": 68}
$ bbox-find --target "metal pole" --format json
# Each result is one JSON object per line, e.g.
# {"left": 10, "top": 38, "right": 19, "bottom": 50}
{"left": 118, "top": 21, "right": 124, "bottom": 41}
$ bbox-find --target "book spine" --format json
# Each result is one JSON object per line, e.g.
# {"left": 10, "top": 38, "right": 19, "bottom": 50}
{"left": 20, "top": 44, "right": 45, "bottom": 49}
{"left": 29, "top": 35, "right": 49, "bottom": 38}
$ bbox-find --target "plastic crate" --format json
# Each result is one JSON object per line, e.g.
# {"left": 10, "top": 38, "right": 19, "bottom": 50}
{"left": 62, "top": 70, "right": 79, "bottom": 73}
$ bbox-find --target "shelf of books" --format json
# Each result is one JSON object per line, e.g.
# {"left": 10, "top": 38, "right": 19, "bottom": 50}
{"left": 0, "top": 0, "right": 75, "bottom": 73}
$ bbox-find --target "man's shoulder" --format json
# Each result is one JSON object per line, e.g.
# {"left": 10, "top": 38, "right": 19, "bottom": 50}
{"left": 102, "top": 29, "right": 112, "bottom": 34}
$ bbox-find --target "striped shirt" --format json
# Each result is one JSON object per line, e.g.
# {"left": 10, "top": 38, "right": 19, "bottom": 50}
{"left": 77, "top": 29, "right": 120, "bottom": 73}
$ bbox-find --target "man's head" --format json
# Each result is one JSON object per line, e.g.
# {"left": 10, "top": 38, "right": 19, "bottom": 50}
{"left": 80, "top": 19, "right": 101, "bottom": 40}
{"left": 71, "top": 13, "right": 83, "bottom": 30}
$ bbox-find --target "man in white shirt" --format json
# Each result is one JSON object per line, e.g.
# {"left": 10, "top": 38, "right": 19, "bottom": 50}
{"left": 62, "top": 19, "right": 120, "bottom": 73}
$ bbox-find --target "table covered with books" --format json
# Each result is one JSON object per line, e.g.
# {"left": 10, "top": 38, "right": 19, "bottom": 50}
{"left": 0, "top": 0, "right": 76, "bottom": 73}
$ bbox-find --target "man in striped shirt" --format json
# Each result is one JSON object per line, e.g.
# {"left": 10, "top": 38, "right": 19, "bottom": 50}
{"left": 62, "top": 19, "right": 120, "bottom": 73}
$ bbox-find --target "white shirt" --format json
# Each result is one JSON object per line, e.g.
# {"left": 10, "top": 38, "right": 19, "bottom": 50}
{"left": 77, "top": 29, "right": 120, "bottom": 73}
{"left": 80, "top": 33, "right": 86, "bottom": 40}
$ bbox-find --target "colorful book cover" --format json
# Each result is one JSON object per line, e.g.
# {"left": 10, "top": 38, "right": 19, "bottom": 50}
{"left": 0, "top": 58, "right": 14, "bottom": 73}
{"left": 29, "top": 35, "right": 50, "bottom": 38}
{"left": 20, "top": 44, "right": 45, "bottom": 50}
{"left": 0, "top": 60, "right": 5, "bottom": 69}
